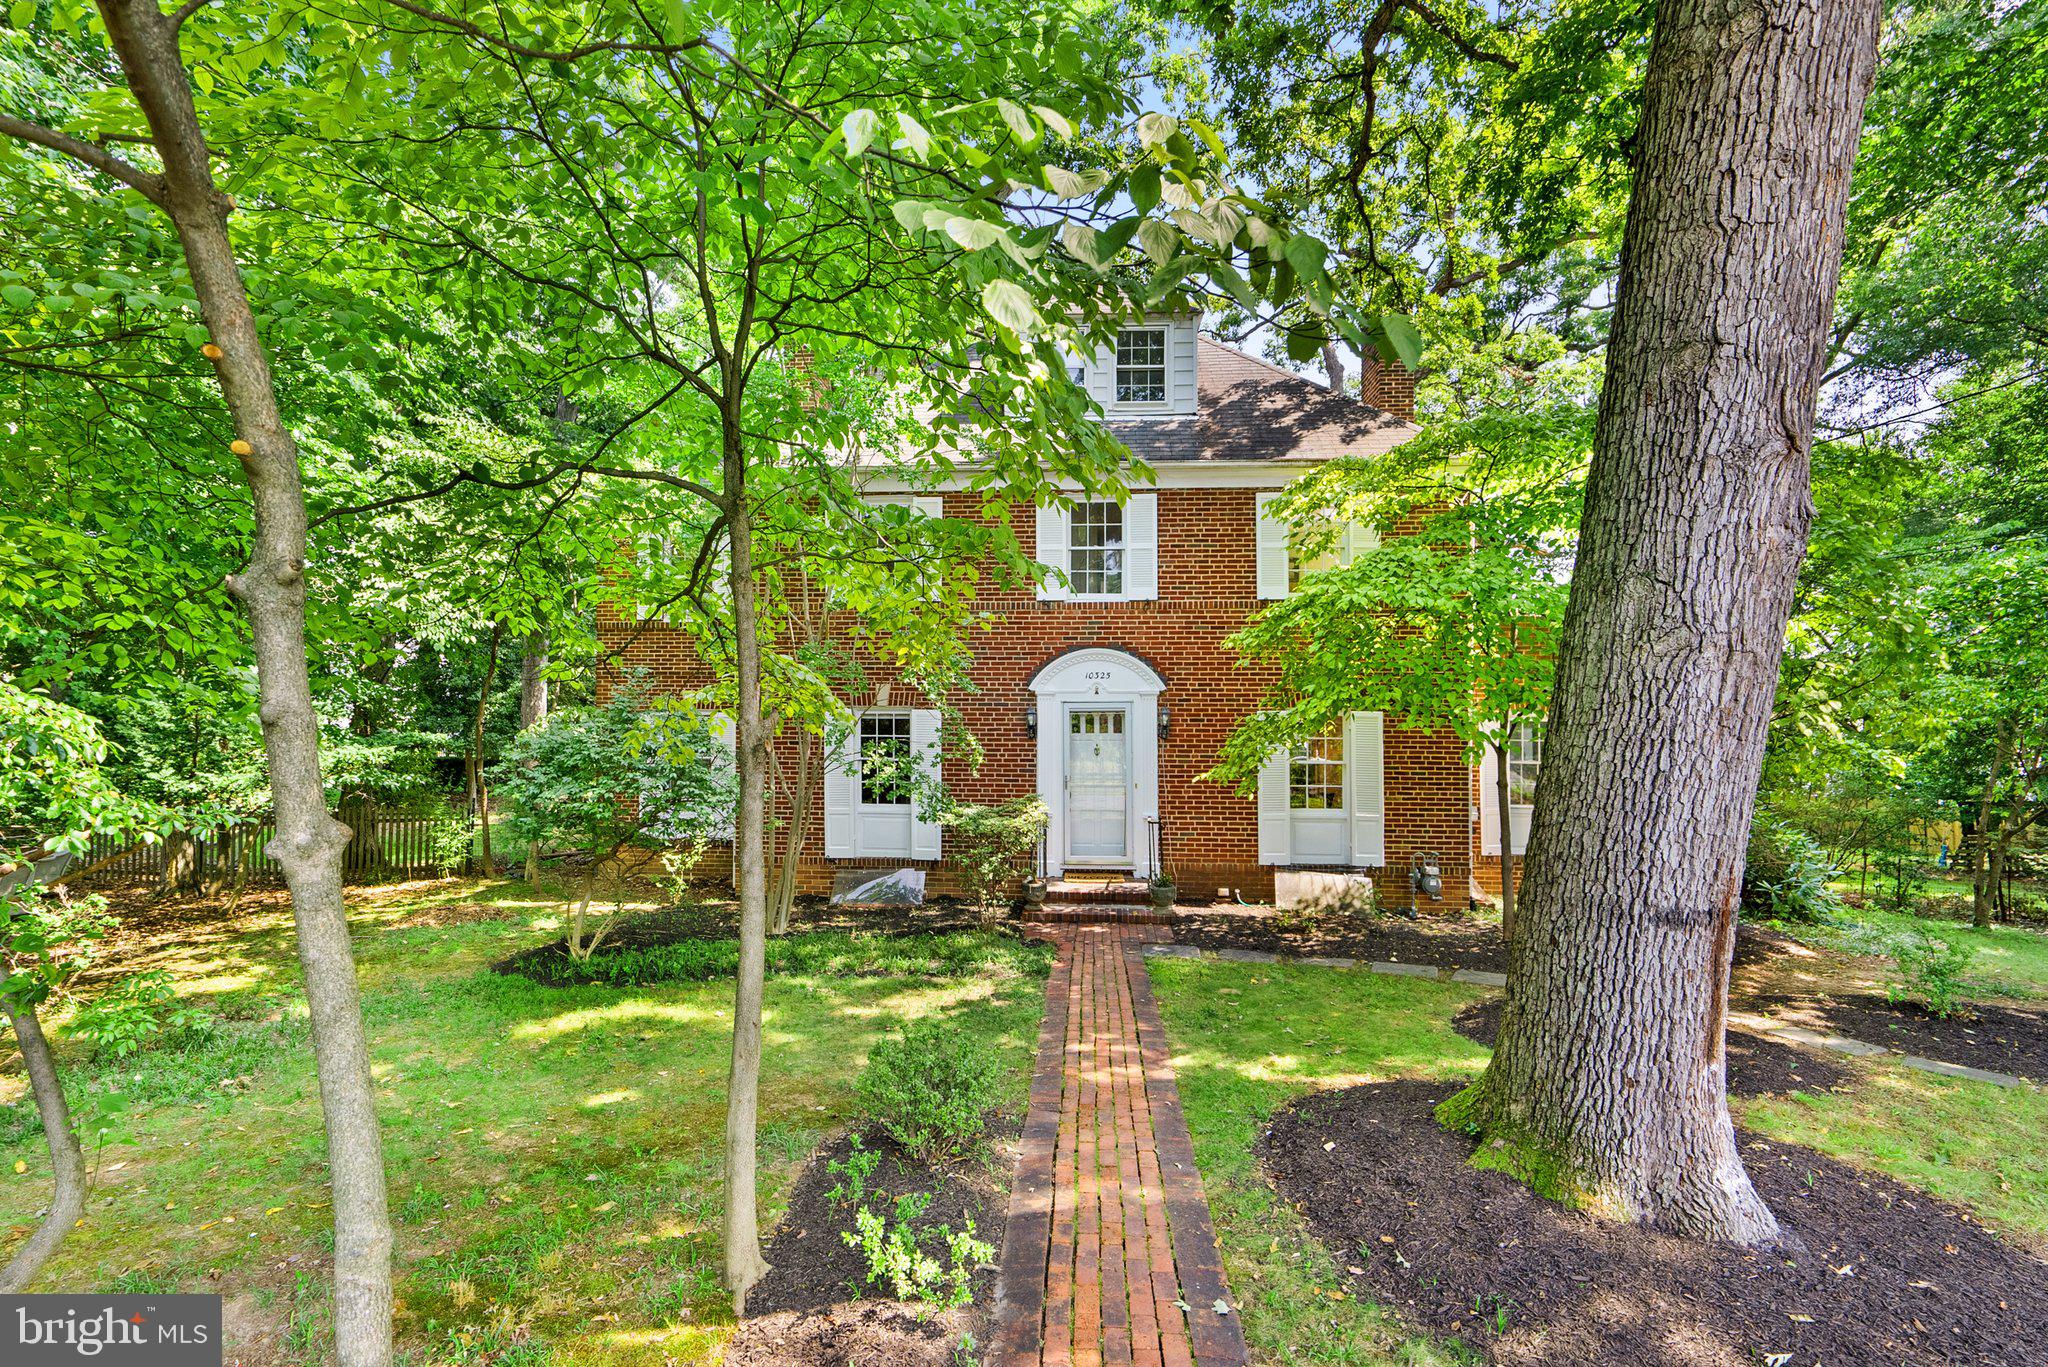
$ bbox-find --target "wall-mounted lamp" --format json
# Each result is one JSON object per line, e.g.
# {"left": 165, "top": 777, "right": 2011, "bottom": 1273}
{"left": 1024, "top": 705, "right": 1038, "bottom": 738}
{"left": 1157, "top": 706, "right": 1172, "bottom": 738}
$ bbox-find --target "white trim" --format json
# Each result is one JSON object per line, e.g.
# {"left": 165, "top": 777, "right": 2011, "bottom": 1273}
{"left": 1029, "top": 648, "right": 1164, "bottom": 878}
{"left": 863, "top": 462, "right": 1321, "bottom": 494}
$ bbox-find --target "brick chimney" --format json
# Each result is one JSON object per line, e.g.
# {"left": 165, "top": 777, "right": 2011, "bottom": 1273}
{"left": 1358, "top": 353, "right": 1418, "bottom": 423}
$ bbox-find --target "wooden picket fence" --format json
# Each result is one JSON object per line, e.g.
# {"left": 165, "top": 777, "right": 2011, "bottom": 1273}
{"left": 77, "top": 807, "right": 474, "bottom": 886}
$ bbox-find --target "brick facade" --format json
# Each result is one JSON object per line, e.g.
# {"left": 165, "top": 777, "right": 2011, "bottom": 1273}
{"left": 599, "top": 483, "right": 1477, "bottom": 907}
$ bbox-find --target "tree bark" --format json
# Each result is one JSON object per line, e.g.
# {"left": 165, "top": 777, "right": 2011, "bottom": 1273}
{"left": 519, "top": 632, "right": 549, "bottom": 884}
{"left": 1320, "top": 338, "right": 1347, "bottom": 397}
{"left": 769, "top": 731, "right": 821, "bottom": 936}
{"left": 0, "top": 973, "right": 88, "bottom": 1293}
{"left": 1449, "top": 0, "right": 1879, "bottom": 1248}
{"left": 85, "top": 4, "right": 394, "bottom": 1358}
{"left": 158, "top": 829, "right": 199, "bottom": 896}
{"left": 471, "top": 622, "right": 504, "bottom": 878}
{"left": 722, "top": 433, "right": 772, "bottom": 1313}
{"left": 1971, "top": 719, "right": 2015, "bottom": 929}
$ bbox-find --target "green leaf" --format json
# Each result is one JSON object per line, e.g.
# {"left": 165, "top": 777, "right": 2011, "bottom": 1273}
{"left": 943, "top": 217, "right": 1005, "bottom": 251}
{"left": 842, "top": 108, "right": 880, "bottom": 158}
{"left": 1128, "top": 163, "right": 1161, "bottom": 215}
{"left": 1136, "top": 112, "right": 1177, "bottom": 149}
{"left": 890, "top": 200, "right": 929, "bottom": 232}
{"left": 1032, "top": 105, "right": 1074, "bottom": 140}
{"left": 1135, "top": 218, "right": 1178, "bottom": 266}
{"left": 1282, "top": 233, "right": 1328, "bottom": 279}
{"left": 0, "top": 284, "right": 33, "bottom": 309}
{"left": 897, "top": 112, "right": 931, "bottom": 160}
{"left": 1285, "top": 325, "right": 1323, "bottom": 363}
{"left": 995, "top": 98, "right": 1037, "bottom": 144}
{"left": 980, "top": 278, "right": 1041, "bottom": 337}
{"left": 1374, "top": 312, "right": 1424, "bottom": 370}
{"left": 1061, "top": 221, "right": 1106, "bottom": 270}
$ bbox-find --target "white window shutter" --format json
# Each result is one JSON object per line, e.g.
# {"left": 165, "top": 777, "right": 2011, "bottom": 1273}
{"left": 1125, "top": 492, "right": 1158, "bottom": 600}
{"left": 636, "top": 534, "right": 667, "bottom": 620}
{"left": 1348, "top": 711, "right": 1385, "bottom": 867}
{"left": 1479, "top": 742, "right": 1502, "bottom": 856}
{"left": 823, "top": 722, "right": 858, "bottom": 858}
{"left": 1035, "top": 502, "right": 1070, "bottom": 601}
{"left": 909, "top": 709, "right": 943, "bottom": 860}
{"left": 1257, "top": 749, "right": 1292, "bottom": 866}
{"left": 1342, "top": 520, "right": 1382, "bottom": 563}
{"left": 911, "top": 495, "right": 944, "bottom": 520}
{"left": 1255, "top": 493, "right": 1290, "bottom": 600}
{"left": 700, "top": 712, "right": 737, "bottom": 839}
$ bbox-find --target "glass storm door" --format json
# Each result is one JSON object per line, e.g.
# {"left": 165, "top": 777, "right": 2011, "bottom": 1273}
{"left": 1066, "top": 708, "right": 1129, "bottom": 862}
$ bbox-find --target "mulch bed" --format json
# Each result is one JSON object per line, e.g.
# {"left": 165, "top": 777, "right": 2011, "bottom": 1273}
{"left": 1751, "top": 993, "right": 2048, "bottom": 1083}
{"left": 1261, "top": 1079, "right": 2048, "bottom": 1366}
{"left": 1452, "top": 999, "right": 1850, "bottom": 1098}
{"left": 1172, "top": 906, "right": 1512, "bottom": 971}
{"left": 1171, "top": 909, "right": 1794, "bottom": 979}
{"left": 724, "top": 1125, "right": 1013, "bottom": 1366}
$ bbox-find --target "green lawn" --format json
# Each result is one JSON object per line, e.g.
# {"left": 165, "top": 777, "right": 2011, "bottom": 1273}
{"left": 1793, "top": 904, "right": 2048, "bottom": 1001}
{"left": 1148, "top": 957, "right": 1489, "bottom": 1365}
{"left": 0, "top": 878, "right": 1048, "bottom": 1364}
{"left": 1147, "top": 954, "right": 2048, "bottom": 1363}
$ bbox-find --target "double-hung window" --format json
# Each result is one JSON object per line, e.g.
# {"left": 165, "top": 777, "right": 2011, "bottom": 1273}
{"left": 1288, "top": 732, "right": 1346, "bottom": 810}
{"left": 1505, "top": 722, "right": 1542, "bottom": 806}
{"left": 858, "top": 714, "right": 914, "bottom": 807}
{"left": 1068, "top": 501, "right": 1126, "bottom": 597}
{"left": 1114, "top": 327, "right": 1167, "bottom": 403}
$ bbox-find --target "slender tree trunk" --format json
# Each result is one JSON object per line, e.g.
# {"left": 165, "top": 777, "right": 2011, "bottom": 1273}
{"left": 0, "top": 972, "right": 88, "bottom": 1292}
{"left": 472, "top": 623, "right": 504, "bottom": 878}
{"left": 722, "top": 437, "right": 772, "bottom": 1312}
{"left": 87, "top": 4, "right": 394, "bottom": 1357}
{"left": 1449, "top": 0, "right": 1880, "bottom": 1248}
{"left": 519, "top": 632, "right": 549, "bottom": 884}
{"left": 1491, "top": 735, "right": 1516, "bottom": 948}
{"left": 769, "top": 732, "right": 820, "bottom": 936}
{"left": 1972, "top": 720, "right": 2014, "bottom": 929}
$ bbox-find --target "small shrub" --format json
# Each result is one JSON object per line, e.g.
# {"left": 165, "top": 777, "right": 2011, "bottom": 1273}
{"left": 70, "top": 971, "right": 214, "bottom": 1059}
{"left": 856, "top": 1018, "right": 1002, "bottom": 1161}
{"left": 842, "top": 1191, "right": 990, "bottom": 1317}
{"left": 425, "top": 812, "right": 475, "bottom": 878}
{"left": 825, "top": 1135, "right": 880, "bottom": 1208}
{"left": 1884, "top": 929, "right": 1978, "bottom": 1019}
{"left": 1740, "top": 821, "right": 1844, "bottom": 924}
{"left": 940, "top": 798, "right": 1047, "bottom": 923}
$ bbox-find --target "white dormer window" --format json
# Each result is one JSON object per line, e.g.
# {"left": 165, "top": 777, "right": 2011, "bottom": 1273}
{"left": 1115, "top": 328, "right": 1168, "bottom": 402}
{"left": 1068, "top": 500, "right": 1125, "bottom": 595}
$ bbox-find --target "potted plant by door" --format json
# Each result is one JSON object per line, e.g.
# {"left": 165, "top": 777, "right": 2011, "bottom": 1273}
{"left": 1148, "top": 874, "right": 1177, "bottom": 911}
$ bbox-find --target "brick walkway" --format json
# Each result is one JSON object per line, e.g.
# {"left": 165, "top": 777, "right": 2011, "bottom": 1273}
{"left": 992, "top": 925, "right": 1248, "bottom": 1366}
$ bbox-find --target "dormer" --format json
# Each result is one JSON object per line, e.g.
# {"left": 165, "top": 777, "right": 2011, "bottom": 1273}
{"left": 1067, "top": 314, "right": 1199, "bottom": 417}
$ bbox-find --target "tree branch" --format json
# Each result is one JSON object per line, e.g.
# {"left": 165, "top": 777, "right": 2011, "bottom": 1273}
{"left": 0, "top": 113, "right": 167, "bottom": 207}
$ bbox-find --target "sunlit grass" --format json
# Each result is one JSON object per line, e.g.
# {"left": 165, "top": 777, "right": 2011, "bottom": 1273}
{"left": 1740, "top": 1062, "right": 2048, "bottom": 1253}
{"left": 0, "top": 879, "right": 1047, "bottom": 1363}
{"left": 1148, "top": 957, "right": 1487, "bottom": 1365}
{"left": 1791, "top": 904, "right": 2048, "bottom": 1001}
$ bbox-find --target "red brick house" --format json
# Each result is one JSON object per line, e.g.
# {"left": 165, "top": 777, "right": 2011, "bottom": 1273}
{"left": 601, "top": 319, "right": 1519, "bottom": 906}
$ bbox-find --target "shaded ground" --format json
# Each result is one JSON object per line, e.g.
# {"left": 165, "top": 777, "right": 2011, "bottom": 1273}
{"left": 725, "top": 1125, "right": 1012, "bottom": 1366}
{"left": 1261, "top": 1079, "right": 2048, "bottom": 1367}
{"left": 1751, "top": 993, "right": 2048, "bottom": 1083}
{"left": 1172, "top": 906, "right": 1511, "bottom": 971}
{"left": 1172, "top": 907, "right": 1800, "bottom": 981}
{"left": 1452, "top": 999, "right": 1849, "bottom": 1097}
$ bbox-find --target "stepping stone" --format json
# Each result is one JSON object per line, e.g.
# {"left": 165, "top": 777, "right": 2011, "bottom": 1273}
{"left": 1370, "top": 961, "right": 1442, "bottom": 978}
{"left": 1142, "top": 943, "right": 1201, "bottom": 958}
{"left": 1215, "top": 948, "right": 1278, "bottom": 963}
{"left": 1298, "top": 955, "right": 1358, "bottom": 969}
{"left": 1451, "top": 969, "right": 1508, "bottom": 987}
{"left": 1897, "top": 1055, "right": 2025, "bottom": 1087}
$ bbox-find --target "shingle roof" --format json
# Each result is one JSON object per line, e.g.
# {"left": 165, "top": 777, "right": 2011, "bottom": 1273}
{"left": 1105, "top": 339, "right": 1417, "bottom": 462}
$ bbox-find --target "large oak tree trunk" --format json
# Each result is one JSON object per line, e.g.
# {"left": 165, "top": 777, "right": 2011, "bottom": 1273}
{"left": 1448, "top": 0, "right": 1880, "bottom": 1247}
{"left": 721, "top": 439, "right": 772, "bottom": 1312}
{"left": 91, "top": 3, "right": 395, "bottom": 1358}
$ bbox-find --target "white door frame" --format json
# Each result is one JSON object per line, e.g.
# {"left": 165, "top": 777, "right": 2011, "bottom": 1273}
{"left": 1063, "top": 704, "right": 1132, "bottom": 865}
{"left": 1030, "top": 647, "right": 1163, "bottom": 878}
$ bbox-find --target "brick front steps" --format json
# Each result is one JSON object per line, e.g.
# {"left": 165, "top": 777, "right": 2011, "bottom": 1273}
{"left": 1031, "top": 905, "right": 1177, "bottom": 926}
{"left": 992, "top": 925, "right": 1247, "bottom": 1367}
{"left": 1043, "top": 878, "right": 1155, "bottom": 904}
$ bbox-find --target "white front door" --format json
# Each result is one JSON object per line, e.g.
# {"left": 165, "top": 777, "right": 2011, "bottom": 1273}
{"left": 1065, "top": 708, "right": 1129, "bottom": 863}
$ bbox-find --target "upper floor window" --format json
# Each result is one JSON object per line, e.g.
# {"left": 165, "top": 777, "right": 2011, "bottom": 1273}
{"left": 1115, "top": 328, "right": 1168, "bottom": 403}
{"left": 1505, "top": 722, "right": 1542, "bottom": 805}
{"left": 1069, "top": 500, "right": 1125, "bottom": 595}
{"left": 858, "top": 714, "right": 913, "bottom": 806}
{"left": 1288, "top": 731, "right": 1346, "bottom": 810}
